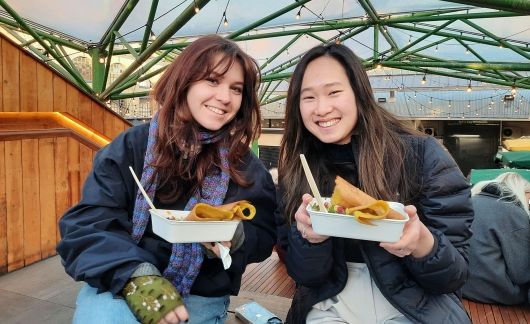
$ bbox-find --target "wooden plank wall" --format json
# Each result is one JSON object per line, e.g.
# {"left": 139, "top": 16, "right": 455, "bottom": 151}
{"left": 0, "top": 36, "right": 131, "bottom": 273}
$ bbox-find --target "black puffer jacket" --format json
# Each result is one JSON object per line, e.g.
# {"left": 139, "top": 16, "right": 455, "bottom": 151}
{"left": 282, "top": 135, "right": 473, "bottom": 324}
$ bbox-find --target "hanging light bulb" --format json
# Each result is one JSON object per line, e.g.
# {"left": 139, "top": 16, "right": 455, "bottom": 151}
{"left": 408, "top": 36, "right": 411, "bottom": 44}
{"left": 296, "top": 7, "right": 302, "bottom": 19}
{"left": 429, "top": 97, "right": 433, "bottom": 104}
{"left": 467, "top": 81, "right": 472, "bottom": 92}
{"left": 467, "top": 101, "right": 471, "bottom": 108}
{"left": 421, "top": 74, "right": 426, "bottom": 85}
{"left": 223, "top": 12, "right": 228, "bottom": 26}
{"left": 448, "top": 101, "right": 452, "bottom": 108}
{"left": 435, "top": 44, "right": 438, "bottom": 52}
{"left": 98, "top": 55, "right": 105, "bottom": 64}
{"left": 511, "top": 84, "right": 517, "bottom": 95}
{"left": 490, "top": 98, "right": 494, "bottom": 105}
{"left": 194, "top": 1, "right": 200, "bottom": 13}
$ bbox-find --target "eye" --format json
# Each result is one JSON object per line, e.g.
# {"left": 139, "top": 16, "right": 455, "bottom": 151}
{"left": 231, "top": 86, "right": 243, "bottom": 94}
{"left": 329, "top": 90, "right": 342, "bottom": 95}
{"left": 206, "top": 77, "right": 218, "bottom": 85}
{"left": 301, "top": 95, "right": 315, "bottom": 101}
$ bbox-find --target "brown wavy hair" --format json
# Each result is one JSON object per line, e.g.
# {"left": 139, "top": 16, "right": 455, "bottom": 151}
{"left": 278, "top": 43, "right": 423, "bottom": 221}
{"left": 151, "top": 35, "right": 261, "bottom": 203}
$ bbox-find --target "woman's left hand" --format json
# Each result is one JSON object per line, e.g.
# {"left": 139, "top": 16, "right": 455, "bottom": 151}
{"left": 201, "top": 241, "right": 231, "bottom": 258}
{"left": 379, "top": 205, "right": 434, "bottom": 258}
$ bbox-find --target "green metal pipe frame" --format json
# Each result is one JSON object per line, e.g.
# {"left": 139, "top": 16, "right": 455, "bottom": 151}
{"left": 99, "top": 0, "right": 139, "bottom": 49}
{"left": 140, "top": 0, "right": 159, "bottom": 53}
{"left": 0, "top": 16, "right": 86, "bottom": 51}
{"left": 0, "top": 0, "right": 92, "bottom": 93}
{"left": 441, "top": 0, "right": 530, "bottom": 14}
{"left": 100, "top": 0, "right": 211, "bottom": 99}
{"left": 0, "top": 0, "right": 529, "bottom": 102}
{"left": 227, "top": 0, "right": 312, "bottom": 39}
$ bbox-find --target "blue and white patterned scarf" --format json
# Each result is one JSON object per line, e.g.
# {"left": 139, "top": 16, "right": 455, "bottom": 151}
{"left": 131, "top": 113, "right": 230, "bottom": 296}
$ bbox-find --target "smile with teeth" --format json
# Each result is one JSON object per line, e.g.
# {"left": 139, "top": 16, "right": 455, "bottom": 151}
{"left": 205, "top": 105, "right": 225, "bottom": 115}
{"left": 317, "top": 118, "right": 340, "bottom": 128}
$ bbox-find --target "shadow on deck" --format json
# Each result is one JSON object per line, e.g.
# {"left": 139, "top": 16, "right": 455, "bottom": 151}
{"left": 0, "top": 252, "right": 528, "bottom": 323}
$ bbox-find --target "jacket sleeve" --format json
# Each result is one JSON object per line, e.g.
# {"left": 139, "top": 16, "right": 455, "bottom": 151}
{"left": 56, "top": 128, "right": 158, "bottom": 295}
{"left": 404, "top": 136, "right": 474, "bottom": 294}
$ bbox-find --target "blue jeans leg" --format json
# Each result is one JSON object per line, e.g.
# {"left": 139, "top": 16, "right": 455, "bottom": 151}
{"left": 73, "top": 283, "right": 139, "bottom": 324}
{"left": 184, "top": 294, "right": 230, "bottom": 324}
{"left": 74, "top": 283, "right": 230, "bottom": 324}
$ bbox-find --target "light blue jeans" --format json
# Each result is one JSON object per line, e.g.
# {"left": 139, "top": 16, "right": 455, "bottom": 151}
{"left": 74, "top": 283, "right": 230, "bottom": 324}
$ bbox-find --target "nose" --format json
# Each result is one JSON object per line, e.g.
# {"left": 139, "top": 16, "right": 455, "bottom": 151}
{"left": 314, "top": 98, "right": 333, "bottom": 116}
{"left": 215, "top": 85, "right": 231, "bottom": 104}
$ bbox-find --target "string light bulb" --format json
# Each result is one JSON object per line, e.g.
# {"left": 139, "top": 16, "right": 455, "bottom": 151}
{"left": 421, "top": 74, "right": 426, "bottom": 85}
{"left": 223, "top": 12, "right": 228, "bottom": 26}
{"left": 296, "top": 6, "right": 302, "bottom": 19}
{"left": 511, "top": 84, "right": 517, "bottom": 95}
{"left": 467, "top": 81, "right": 472, "bottom": 92}
{"left": 194, "top": 0, "right": 200, "bottom": 13}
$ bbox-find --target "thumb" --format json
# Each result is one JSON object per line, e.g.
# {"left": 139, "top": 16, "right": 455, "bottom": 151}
{"left": 302, "top": 193, "right": 314, "bottom": 206}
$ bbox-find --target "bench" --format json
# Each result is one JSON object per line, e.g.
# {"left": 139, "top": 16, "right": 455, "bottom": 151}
{"left": 232, "top": 252, "right": 530, "bottom": 324}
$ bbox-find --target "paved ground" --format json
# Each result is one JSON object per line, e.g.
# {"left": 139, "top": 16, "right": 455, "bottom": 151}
{"left": 0, "top": 256, "right": 291, "bottom": 324}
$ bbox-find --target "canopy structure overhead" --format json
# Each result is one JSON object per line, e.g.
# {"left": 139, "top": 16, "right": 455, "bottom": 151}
{"left": 0, "top": 0, "right": 529, "bottom": 109}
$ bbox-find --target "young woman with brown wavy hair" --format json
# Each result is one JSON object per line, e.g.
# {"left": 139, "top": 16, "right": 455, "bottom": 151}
{"left": 277, "top": 43, "right": 473, "bottom": 323}
{"left": 57, "top": 35, "right": 277, "bottom": 324}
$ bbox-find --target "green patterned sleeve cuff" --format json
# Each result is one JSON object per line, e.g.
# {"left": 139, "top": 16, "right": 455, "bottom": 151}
{"left": 122, "top": 275, "right": 183, "bottom": 324}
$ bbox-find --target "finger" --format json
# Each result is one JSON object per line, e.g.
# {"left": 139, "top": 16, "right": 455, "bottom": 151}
{"left": 174, "top": 305, "right": 189, "bottom": 322}
{"left": 220, "top": 241, "right": 232, "bottom": 249}
{"left": 302, "top": 193, "right": 313, "bottom": 205}
{"left": 404, "top": 205, "right": 417, "bottom": 217}
{"left": 158, "top": 316, "right": 169, "bottom": 324}
{"left": 163, "top": 310, "right": 178, "bottom": 323}
{"left": 294, "top": 205, "right": 310, "bottom": 224}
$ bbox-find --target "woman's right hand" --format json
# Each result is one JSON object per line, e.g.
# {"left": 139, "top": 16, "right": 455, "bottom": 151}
{"left": 295, "top": 194, "right": 329, "bottom": 244}
{"left": 158, "top": 305, "right": 188, "bottom": 324}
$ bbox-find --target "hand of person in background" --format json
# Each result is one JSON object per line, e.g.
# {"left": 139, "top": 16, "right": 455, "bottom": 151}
{"left": 379, "top": 205, "right": 434, "bottom": 258}
{"left": 295, "top": 194, "right": 329, "bottom": 244}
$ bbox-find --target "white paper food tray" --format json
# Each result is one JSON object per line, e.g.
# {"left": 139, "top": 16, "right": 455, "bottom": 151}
{"left": 150, "top": 209, "right": 240, "bottom": 243}
{"left": 306, "top": 198, "right": 408, "bottom": 243}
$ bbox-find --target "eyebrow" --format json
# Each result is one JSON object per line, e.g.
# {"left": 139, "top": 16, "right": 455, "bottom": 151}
{"left": 301, "top": 81, "right": 343, "bottom": 94}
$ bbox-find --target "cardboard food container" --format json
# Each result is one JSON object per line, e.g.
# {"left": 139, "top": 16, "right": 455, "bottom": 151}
{"left": 306, "top": 198, "right": 409, "bottom": 243}
{"left": 149, "top": 209, "right": 240, "bottom": 243}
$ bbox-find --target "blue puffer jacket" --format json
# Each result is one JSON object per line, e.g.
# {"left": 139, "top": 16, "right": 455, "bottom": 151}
{"left": 283, "top": 135, "right": 474, "bottom": 324}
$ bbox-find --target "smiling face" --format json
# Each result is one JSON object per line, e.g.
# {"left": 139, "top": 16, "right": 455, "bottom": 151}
{"left": 299, "top": 55, "right": 358, "bottom": 145}
{"left": 187, "top": 55, "right": 244, "bottom": 131}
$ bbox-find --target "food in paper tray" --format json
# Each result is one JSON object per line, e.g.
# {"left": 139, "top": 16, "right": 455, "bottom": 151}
{"left": 311, "top": 176, "right": 405, "bottom": 225}
{"left": 150, "top": 200, "right": 256, "bottom": 243}
{"left": 306, "top": 177, "right": 408, "bottom": 241}
{"left": 162, "top": 200, "right": 256, "bottom": 221}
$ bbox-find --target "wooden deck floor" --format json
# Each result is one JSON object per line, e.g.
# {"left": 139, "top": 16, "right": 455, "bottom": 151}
{"left": 238, "top": 253, "right": 530, "bottom": 324}
{"left": 0, "top": 252, "right": 528, "bottom": 323}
